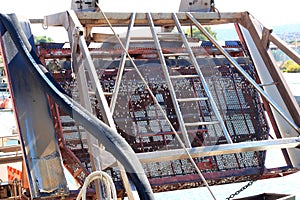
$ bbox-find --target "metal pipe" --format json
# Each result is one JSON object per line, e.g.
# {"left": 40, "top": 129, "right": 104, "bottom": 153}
{"left": 173, "top": 12, "right": 233, "bottom": 144}
{"left": 147, "top": 12, "right": 192, "bottom": 148}
{"left": 110, "top": 13, "right": 136, "bottom": 114}
{"left": 186, "top": 12, "right": 300, "bottom": 133}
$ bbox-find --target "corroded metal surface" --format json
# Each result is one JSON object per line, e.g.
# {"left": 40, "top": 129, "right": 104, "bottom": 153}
{"left": 2, "top": 9, "right": 300, "bottom": 199}
{"left": 38, "top": 42, "right": 272, "bottom": 193}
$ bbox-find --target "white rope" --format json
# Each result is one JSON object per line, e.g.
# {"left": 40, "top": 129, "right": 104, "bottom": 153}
{"left": 76, "top": 171, "right": 117, "bottom": 200}
{"left": 95, "top": 4, "right": 217, "bottom": 200}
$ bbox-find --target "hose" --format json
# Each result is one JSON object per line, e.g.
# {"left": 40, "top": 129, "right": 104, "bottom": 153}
{"left": 0, "top": 13, "right": 154, "bottom": 200}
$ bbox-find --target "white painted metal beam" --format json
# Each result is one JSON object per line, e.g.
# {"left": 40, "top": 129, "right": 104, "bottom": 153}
{"left": 137, "top": 137, "right": 300, "bottom": 163}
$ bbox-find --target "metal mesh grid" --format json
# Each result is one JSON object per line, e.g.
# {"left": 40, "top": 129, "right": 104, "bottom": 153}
{"left": 95, "top": 56, "right": 269, "bottom": 184}
{"left": 42, "top": 44, "right": 270, "bottom": 192}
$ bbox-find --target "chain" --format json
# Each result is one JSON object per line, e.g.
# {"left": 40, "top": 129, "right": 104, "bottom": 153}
{"left": 225, "top": 178, "right": 258, "bottom": 200}
{"left": 226, "top": 137, "right": 267, "bottom": 200}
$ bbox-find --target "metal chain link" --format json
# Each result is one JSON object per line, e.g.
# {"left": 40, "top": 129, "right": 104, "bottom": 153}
{"left": 226, "top": 146, "right": 266, "bottom": 200}
{"left": 225, "top": 178, "right": 257, "bottom": 200}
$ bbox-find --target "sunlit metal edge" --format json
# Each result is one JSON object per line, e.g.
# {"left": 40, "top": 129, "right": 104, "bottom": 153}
{"left": 136, "top": 137, "right": 300, "bottom": 163}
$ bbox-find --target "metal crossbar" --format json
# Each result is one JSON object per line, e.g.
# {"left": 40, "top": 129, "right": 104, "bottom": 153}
{"left": 147, "top": 12, "right": 233, "bottom": 147}
{"left": 147, "top": 12, "right": 192, "bottom": 148}
{"left": 186, "top": 12, "right": 300, "bottom": 134}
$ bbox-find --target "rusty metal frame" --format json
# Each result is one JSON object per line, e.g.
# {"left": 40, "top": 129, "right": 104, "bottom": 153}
{"left": 238, "top": 13, "right": 300, "bottom": 167}
{"left": 45, "top": 10, "right": 137, "bottom": 199}
{"left": 41, "top": 9, "right": 300, "bottom": 196}
{"left": 43, "top": 9, "right": 300, "bottom": 163}
{"left": 239, "top": 13, "right": 300, "bottom": 128}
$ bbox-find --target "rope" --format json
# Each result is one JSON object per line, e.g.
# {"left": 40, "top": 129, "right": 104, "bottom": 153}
{"left": 76, "top": 171, "right": 117, "bottom": 200}
{"left": 95, "top": 4, "right": 217, "bottom": 200}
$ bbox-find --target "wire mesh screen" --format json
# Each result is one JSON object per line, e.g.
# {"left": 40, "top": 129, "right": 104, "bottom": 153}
{"left": 95, "top": 56, "right": 269, "bottom": 189}
{"left": 40, "top": 42, "right": 270, "bottom": 192}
